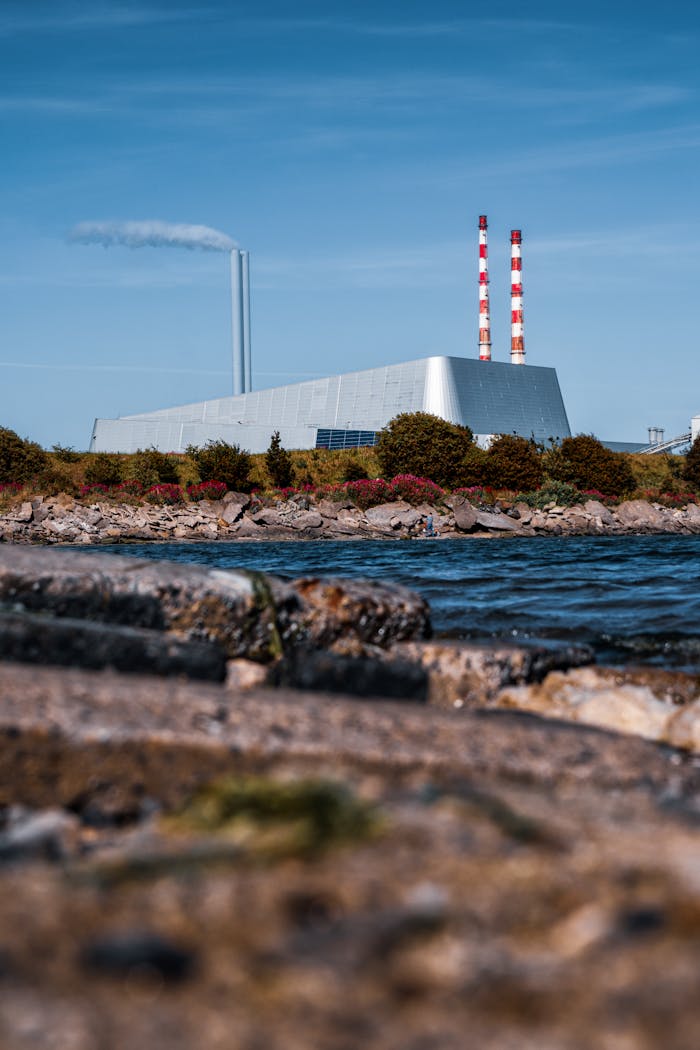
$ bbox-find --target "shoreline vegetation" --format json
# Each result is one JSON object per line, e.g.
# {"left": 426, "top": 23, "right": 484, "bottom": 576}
{"left": 1, "top": 411, "right": 699, "bottom": 543}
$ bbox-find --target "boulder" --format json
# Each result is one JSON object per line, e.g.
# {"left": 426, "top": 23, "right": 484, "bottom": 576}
{"left": 452, "top": 500, "right": 477, "bottom": 532}
{"left": 291, "top": 576, "right": 430, "bottom": 649}
{"left": 13, "top": 502, "right": 33, "bottom": 523}
{"left": 387, "top": 639, "right": 594, "bottom": 709}
{"left": 495, "top": 665, "right": 700, "bottom": 747}
{"left": 364, "top": 502, "right": 412, "bottom": 529}
{"left": 474, "top": 510, "right": 519, "bottom": 532}
{"left": 665, "top": 702, "right": 700, "bottom": 751}
{"left": 583, "top": 500, "right": 616, "bottom": 525}
{"left": 0, "top": 608, "right": 228, "bottom": 680}
{"left": 289, "top": 510, "right": 323, "bottom": 530}
{"left": 223, "top": 491, "right": 251, "bottom": 510}
{"left": 221, "top": 500, "right": 245, "bottom": 525}
{"left": 511, "top": 502, "right": 533, "bottom": 524}
{"left": 615, "top": 500, "right": 666, "bottom": 529}
{"left": 272, "top": 649, "right": 428, "bottom": 702}
{"left": 0, "top": 546, "right": 431, "bottom": 665}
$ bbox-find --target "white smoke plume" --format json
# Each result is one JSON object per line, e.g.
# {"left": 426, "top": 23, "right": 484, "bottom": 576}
{"left": 69, "top": 219, "right": 237, "bottom": 252}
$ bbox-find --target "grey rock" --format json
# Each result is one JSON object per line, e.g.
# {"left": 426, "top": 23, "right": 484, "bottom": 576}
{"left": 289, "top": 510, "right": 323, "bottom": 530}
{"left": 12, "top": 503, "right": 33, "bottom": 523}
{"left": 452, "top": 500, "right": 478, "bottom": 532}
{"left": 221, "top": 500, "right": 245, "bottom": 525}
{"left": 316, "top": 499, "right": 349, "bottom": 519}
{"left": 364, "top": 502, "right": 412, "bottom": 528}
{"left": 511, "top": 502, "right": 533, "bottom": 523}
{"left": 222, "top": 491, "right": 251, "bottom": 510}
{"left": 273, "top": 649, "right": 428, "bottom": 701}
{"left": 252, "top": 508, "right": 287, "bottom": 527}
{"left": 474, "top": 510, "right": 519, "bottom": 532}
{"left": 584, "top": 500, "right": 616, "bottom": 525}
{"left": 291, "top": 576, "right": 431, "bottom": 649}
{"left": 0, "top": 608, "right": 228, "bottom": 681}
{"left": 0, "top": 544, "right": 295, "bottom": 661}
{"left": 0, "top": 546, "right": 430, "bottom": 663}
{"left": 615, "top": 500, "right": 666, "bottom": 529}
{"left": 388, "top": 639, "right": 594, "bottom": 709}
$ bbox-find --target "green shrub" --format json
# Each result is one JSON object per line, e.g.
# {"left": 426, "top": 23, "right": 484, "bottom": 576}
{"left": 0, "top": 427, "right": 48, "bottom": 485}
{"left": 341, "top": 455, "right": 370, "bottom": 482}
{"left": 376, "top": 412, "right": 474, "bottom": 489}
{"left": 519, "top": 480, "right": 582, "bottom": 509}
{"left": 83, "top": 453, "right": 123, "bottom": 487}
{"left": 35, "top": 463, "right": 81, "bottom": 497}
{"left": 125, "top": 447, "right": 180, "bottom": 488}
{"left": 485, "top": 434, "right": 543, "bottom": 491}
{"left": 455, "top": 444, "right": 488, "bottom": 488}
{"left": 683, "top": 435, "right": 700, "bottom": 489}
{"left": 50, "top": 444, "right": 83, "bottom": 463}
{"left": 186, "top": 440, "right": 252, "bottom": 492}
{"left": 265, "top": 431, "right": 294, "bottom": 489}
{"left": 547, "top": 435, "right": 635, "bottom": 495}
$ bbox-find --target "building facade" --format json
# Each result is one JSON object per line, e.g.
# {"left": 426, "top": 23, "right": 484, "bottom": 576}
{"left": 90, "top": 355, "right": 571, "bottom": 454}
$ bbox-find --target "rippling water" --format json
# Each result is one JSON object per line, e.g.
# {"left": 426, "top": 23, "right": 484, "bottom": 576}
{"left": 80, "top": 536, "right": 700, "bottom": 672}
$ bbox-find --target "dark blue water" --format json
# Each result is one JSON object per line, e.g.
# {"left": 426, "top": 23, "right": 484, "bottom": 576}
{"left": 82, "top": 536, "right": 700, "bottom": 672}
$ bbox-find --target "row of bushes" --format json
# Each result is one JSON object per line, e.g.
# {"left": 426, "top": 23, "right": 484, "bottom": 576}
{"left": 3, "top": 416, "right": 700, "bottom": 502}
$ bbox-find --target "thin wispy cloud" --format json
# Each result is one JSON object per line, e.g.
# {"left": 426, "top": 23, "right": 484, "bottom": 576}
{"left": 238, "top": 16, "right": 583, "bottom": 38}
{"left": 0, "top": 4, "right": 207, "bottom": 37}
{"left": 0, "top": 361, "right": 230, "bottom": 376}
{"left": 2, "top": 70, "right": 689, "bottom": 125}
{"left": 481, "top": 122, "right": 700, "bottom": 176}
{"left": 0, "top": 361, "right": 325, "bottom": 380}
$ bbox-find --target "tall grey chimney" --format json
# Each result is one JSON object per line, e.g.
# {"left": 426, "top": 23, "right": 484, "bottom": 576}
{"left": 242, "top": 250, "right": 252, "bottom": 393}
{"left": 230, "top": 249, "right": 244, "bottom": 396}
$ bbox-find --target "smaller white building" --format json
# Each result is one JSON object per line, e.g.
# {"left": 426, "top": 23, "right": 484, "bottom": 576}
{"left": 692, "top": 415, "right": 700, "bottom": 444}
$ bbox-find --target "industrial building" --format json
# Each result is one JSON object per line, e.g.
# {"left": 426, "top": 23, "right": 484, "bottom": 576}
{"left": 90, "top": 216, "right": 572, "bottom": 453}
{"left": 89, "top": 355, "right": 571, "bottom": 454}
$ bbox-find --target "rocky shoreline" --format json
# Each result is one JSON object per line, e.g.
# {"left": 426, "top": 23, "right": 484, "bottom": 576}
{"left": 2, "top": 489, "right": 700, "bottom": 544}
{"left": 2, "top": 546, "right": 700, "bottom": 1048}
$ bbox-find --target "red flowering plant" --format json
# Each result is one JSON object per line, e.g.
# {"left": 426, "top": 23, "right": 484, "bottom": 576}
{"left": 0, "top": 482, "right": 23, "bottom": 495}
{"left": 342, "top": 478, "right": 393, "bottom": 510}
{"left": 112, "top": 480, "right": 144, "bottom": 499}
{"left": 451, "top": 485, "right": 496, "bottom": 505}
{"left": 580, "top": 489, "right": 617, "bottom": 506}
{"left": 635, "top": 488, "right": 698, "bottom": 508}
{"left": 187, "top": 480, "right": 227, "bottom": 502}
{"left": 79, "top": 483, "right": 111, "bottom": 499}
{"left": 145, "top": 483, "right": 185, "bottom": 505}
{"left": 389, "top": 475, "right": 445, "bottom": 505}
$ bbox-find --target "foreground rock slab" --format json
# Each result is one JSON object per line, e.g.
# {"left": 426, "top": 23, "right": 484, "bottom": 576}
{"left": 496, "top": 665, "right": 700, "bottom": 751}
{"left": 0, "top": 663, "right": 700, "bottom": 1050}
{"left": 0, "top": 545, "right": 430, "bottom": 671}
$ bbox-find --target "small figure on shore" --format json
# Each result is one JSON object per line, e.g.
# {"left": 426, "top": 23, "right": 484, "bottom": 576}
{"left": 424, "top": 514, "right": 435, "bottom": 538}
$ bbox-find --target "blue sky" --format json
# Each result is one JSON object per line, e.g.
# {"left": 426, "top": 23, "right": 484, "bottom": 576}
{"left": 1, "top": 0, "right": 699, "bottom": 448}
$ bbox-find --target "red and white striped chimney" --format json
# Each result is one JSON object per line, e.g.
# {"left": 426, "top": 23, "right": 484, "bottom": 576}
{"left": 510, "top": 229, "right": 525, "bottom": 364}
{"left": 478, "top": 215, "right": 492, "bottom": 361}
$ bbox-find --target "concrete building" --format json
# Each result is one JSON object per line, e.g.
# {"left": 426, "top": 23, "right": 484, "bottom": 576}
{"left": 89, "top": 354, "right": 571, "bottom": 454}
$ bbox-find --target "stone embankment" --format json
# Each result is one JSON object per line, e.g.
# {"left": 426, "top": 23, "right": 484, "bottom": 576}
{"left": 2, "top": 490, "right": 700, "bottom": 544}
{"left": 2, "top": 546, "right": 700, "bottom": 1048}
